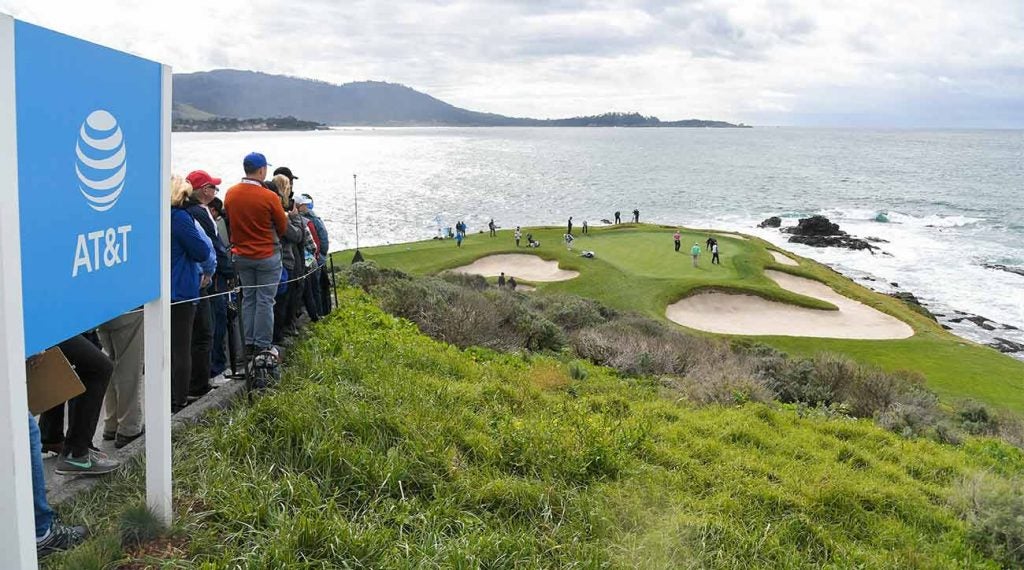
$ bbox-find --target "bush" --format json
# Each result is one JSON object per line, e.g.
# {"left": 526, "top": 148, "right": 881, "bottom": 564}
{"left": 952, "top": 472, "right": 1024, "bottom": 568}
{"left": 340, "top": 261, "right": 409, "bottom": 292}
{"left": 376, "top": 277, "right": 564, "bottom": 352}
{"left": 957, "top": 400, "right": 999, "bottom": 435}
{"left": 875, "top": 387, "right": 947, "bottom": 439}
{"left": 527, "top": 294, "right": 611, "bottom": 331}
{"left": 441, "top": 271, "right": 489, "bottom": 291}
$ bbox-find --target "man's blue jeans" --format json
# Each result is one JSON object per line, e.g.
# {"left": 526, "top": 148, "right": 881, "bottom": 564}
{"left": 29, "top": 414, "right": 53, "bottom": 538}
{"left": 234, "top": 252, "right": 281, "bottom": 350}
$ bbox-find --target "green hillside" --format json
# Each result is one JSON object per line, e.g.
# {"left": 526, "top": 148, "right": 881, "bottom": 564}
{"left": 338, "top": 223, "right": 1024, "bottom": 414}
{"left": 47, "top": 289, "right": 1024, "bottom": 568}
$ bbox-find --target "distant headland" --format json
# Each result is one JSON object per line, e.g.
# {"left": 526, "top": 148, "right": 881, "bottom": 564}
{"left": 172, "top": 69, "right": 750, "bottom": 131}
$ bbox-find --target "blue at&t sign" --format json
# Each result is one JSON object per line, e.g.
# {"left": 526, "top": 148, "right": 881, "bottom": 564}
{"left": 14, "top": 21, "right": 162, "bottom": 355}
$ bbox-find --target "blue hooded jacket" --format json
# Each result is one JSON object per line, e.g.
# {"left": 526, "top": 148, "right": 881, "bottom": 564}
{"left": 171, "top": 207, "right": 213, "bottom": 302}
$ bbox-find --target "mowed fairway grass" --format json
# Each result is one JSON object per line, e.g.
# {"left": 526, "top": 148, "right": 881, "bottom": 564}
{"left": 337, "top": 223, "right": 1024, "bottom": 414}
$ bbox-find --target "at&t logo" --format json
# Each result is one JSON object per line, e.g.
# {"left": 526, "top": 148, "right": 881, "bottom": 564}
{"left": 71, "top": 109, "right": 133, "bottom": 277}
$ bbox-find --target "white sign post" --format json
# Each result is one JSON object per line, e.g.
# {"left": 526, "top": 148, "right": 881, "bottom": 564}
{"left": 0, "top": 14, "right": 172, "bottom": 566}
{"left": 0, "top": 15, "right": 39, "bottom": 569}
{"left": 144, "top": 64, "right": 173, "bottom": 526}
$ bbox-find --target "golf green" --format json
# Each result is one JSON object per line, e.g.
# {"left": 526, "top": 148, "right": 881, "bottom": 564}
{"left": 336, "top": 223, "right": 1024, "bottom": 414}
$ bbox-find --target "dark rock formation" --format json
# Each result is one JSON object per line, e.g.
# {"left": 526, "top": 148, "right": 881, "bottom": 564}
{"left": 758, "top": 216, "right": 782, "bottom": 228}
{"left": 783, "top": 215, "right": 840, "bottom": 236}
{"left": 788, "top": 234, "right": 876, "bottom": 251}
{"left": 983, "top": 263, "right": 1024, "bottom": 278}
{"left": 989, "top": 337, "right": 1024, "bottom": 354}
{"left": 782, "top": 215, "right": 876, "bottom": 252}
{"left": 888, "top": 291, "right": 937, "bottom": 321}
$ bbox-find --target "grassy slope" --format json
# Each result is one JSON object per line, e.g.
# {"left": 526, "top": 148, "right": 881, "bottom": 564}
{"left": 48, "top": 290, "right": 1024, "bottom": 568}
{"left": 336, "top": 224, "right": 1024, "bottom": 414}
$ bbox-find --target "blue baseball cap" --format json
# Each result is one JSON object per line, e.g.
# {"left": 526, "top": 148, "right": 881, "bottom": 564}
{"left": 243, "top": 152, "right": 270, "bottom": 172}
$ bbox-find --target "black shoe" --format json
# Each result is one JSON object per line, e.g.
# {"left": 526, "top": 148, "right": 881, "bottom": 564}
{"left": 42, "top": 441, "right": 63, "bottom": 455}
{"left": 114, "top": 429, "right": 144, "bottom": 449}
{"left": 37, "top": 522, "right": 89, "bottom": 558}
{"left": 187, "top": 385, "right": 212, "bottom": 402}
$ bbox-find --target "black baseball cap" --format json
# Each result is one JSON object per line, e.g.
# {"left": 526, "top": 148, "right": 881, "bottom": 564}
{"left": 273, "top": 166, "right": 298, "bottom": 180}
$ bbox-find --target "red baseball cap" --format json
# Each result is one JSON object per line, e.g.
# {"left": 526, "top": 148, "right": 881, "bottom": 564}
{"left": 186, "top": 170, "right": 222, "bottom": 190}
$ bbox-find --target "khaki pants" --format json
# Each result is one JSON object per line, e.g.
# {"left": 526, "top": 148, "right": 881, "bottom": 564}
{"left": 98, "top": 312, "right": 144, "bottom": 437}
{"left": 692, "top": 254, "right": 699, "bottom": 267}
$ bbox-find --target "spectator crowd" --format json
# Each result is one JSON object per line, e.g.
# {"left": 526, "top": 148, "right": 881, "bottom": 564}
{"left": 28, "top": 151, "right": 334, "bottom": 558}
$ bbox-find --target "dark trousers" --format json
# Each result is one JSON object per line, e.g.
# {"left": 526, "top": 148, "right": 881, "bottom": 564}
{"left": 319, "top": 266, "right": 332, "bottom": 314}
{"left": 210, "top": 277, "right": 230, "bottom": 377}
{"left": 190, "top": 296, "right": 212, "bottom": 396}
{"left": 674, "top": 240, "right": 680, "bottom": 252}
{"left": 171, "top": 302, "right": 197, "bottom": 410}
{"left": 712, "top": 252, "right": 720, "bottom": 264}
{"left": 39, "top": 335, "right": 113, "bottom": 457}
{"left": 273, "top": 272, "right": 300, "bottom": 343}
{"left": 287, "top": 273, "right": 305, "bottom": 323}
{"left": 225, "top": 294, "right": 244, "bottom": 374}
{"left": 303, "top": 266, "right": 322, "bottom": 321}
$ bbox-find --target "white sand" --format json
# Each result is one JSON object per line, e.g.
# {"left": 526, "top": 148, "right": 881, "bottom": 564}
{"left": 666, "top": 270, "right": 913, "bottom": 339}
{"left": 717, "top": 233, "right": 749, "bottom": 241}
{"left": 770, "top": 251, "right": 799, "bottom": 266}
{"left": 451, "top": 254, "right": 579, "bottom": 282}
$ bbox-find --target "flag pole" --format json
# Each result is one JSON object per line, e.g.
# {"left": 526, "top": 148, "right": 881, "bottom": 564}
{"left": 352, "top": 173, "right": 363, "bottom": 263}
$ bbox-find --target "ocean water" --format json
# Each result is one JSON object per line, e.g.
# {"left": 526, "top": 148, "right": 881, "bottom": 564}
{"left": 172, "top": 127, "right": 1024, "bottom": 354}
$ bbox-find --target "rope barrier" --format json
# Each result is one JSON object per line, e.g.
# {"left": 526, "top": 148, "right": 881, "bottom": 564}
{"left": 120, "top": 263, "right": 334, "bottom": 314}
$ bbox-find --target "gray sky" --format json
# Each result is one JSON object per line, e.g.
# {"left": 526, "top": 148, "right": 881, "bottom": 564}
{"left": 4, "top": 0, "right": 1023, "bottom": 127}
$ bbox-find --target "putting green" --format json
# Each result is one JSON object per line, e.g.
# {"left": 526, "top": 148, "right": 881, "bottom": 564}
{"left": 336, "top": 223, "right": 1024, "bottom": 415}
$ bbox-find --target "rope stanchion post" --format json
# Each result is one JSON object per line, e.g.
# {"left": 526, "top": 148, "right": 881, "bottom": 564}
{"left": 329, "top": 254, "right": 338, "bottom": 311}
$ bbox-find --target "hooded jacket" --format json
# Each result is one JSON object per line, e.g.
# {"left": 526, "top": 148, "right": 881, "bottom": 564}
{"left": 171, "top": 207, "right": 213, "bottom": 302}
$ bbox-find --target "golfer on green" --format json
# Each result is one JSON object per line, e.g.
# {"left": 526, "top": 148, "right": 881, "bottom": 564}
{"left": 690, "top": 242, "right": 701, "bottom": 267}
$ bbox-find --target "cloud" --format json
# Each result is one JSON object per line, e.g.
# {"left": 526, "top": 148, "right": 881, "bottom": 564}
{"left": 1, "top": 0, "right": 1021, "bottom": 126}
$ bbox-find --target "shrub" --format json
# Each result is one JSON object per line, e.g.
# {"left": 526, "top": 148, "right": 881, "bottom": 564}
{"left": 875, "top": 387, "right": 947, "bottom": 439}
{"left": 957, "top": 400, "right": 998, "bottom": 435}
{"left": 376, "top": 277, "right": 564, "bottom": 352}
{"left": 340, "top": 261, "right": 409, "bottom": 292}
{"left": 571, "top": 317, "right": 712, "bottom": 376}
{"left": 952, "top": 471, "right": 1024, "bottom": 568}
{"left": 527, "top": 294, "right": 611, "bottom": 331}
{"left": 441, "top": 271, "right": 489, "bottom": 291}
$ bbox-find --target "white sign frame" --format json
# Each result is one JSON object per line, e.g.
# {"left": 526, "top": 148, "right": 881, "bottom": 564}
{"left": 0, "top": 14, "right": 172, "bottom": 568}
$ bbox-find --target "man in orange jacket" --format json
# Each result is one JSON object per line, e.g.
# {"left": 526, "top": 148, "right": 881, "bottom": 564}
{"left": 223, "top": 152, "right": 287, "bottom": 359}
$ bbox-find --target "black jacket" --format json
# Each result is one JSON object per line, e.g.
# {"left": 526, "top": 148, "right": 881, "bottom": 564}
{"left": 186, "top": 198, "right": 234, "bottom": 279}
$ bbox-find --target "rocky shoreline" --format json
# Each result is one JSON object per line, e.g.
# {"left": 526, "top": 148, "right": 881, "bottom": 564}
{"left": 756, "top": 214, "right": 1024, "bottom": 359}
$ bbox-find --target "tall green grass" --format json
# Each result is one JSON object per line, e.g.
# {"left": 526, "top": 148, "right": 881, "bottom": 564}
{"left": 47, "top": 289, "right": 1024, "bottom": 568}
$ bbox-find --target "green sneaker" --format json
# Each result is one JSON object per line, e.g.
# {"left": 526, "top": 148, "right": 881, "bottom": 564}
{"left": 54, "top": 450, "right": 119, "bottom": 476}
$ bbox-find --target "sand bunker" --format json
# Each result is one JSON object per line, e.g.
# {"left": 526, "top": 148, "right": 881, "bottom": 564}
{"left": 666, "top": 270, "right": 913, "bottom": 339}
{"left": 717, "top": 233, "right": 749, "bottom": 241}
{"left": 770, "top": 251, "right": 799, "bottom": 266}
{"left": 451, "top": 254, "right": 579, "bottom": 282}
